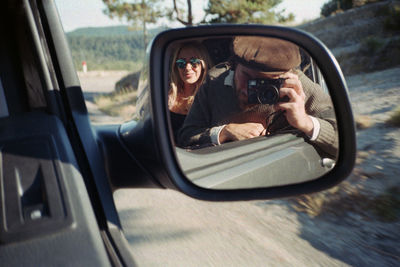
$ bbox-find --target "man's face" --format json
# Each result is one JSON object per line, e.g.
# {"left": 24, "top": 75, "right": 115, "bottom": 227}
{"left": 234, "top": 64, "right": 283, "bottom": 110}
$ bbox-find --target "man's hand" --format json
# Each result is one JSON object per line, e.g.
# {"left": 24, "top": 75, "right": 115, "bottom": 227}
{"left": 219, "top": 122, "right": 266, "bottom": 144}
{"left": 276, "top": 72, "right": 314, "bottom": 136}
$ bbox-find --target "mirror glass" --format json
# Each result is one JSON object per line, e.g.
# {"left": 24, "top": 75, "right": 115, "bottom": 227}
{"left": 165, "top": 35, "right": 338, "bottom": 190}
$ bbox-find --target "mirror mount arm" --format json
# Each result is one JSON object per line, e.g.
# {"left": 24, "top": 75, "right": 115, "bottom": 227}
{"left": 94, "top": 123, "right": 166, "bottom": 191}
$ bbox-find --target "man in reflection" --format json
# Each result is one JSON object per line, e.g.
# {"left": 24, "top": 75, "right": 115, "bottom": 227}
{"left": 178, "top": 36, "right": 338, "bottom": 158}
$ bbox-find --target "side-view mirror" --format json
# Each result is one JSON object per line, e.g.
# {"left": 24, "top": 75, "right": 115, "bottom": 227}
{"left": 111, "top": 25, "right": 356, "bottom": 201}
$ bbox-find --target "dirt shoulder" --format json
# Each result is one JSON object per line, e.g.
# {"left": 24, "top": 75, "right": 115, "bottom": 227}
{"left": 348, "top": 67, "right": 400, "bottom": 182}
{"left": 78, "top": 71, "right": 130, "bottom": 124}
{"left": 298, "top": 67, "right": 400, "bottom": 265}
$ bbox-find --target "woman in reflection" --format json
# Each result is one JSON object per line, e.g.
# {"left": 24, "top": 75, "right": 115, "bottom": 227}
{"left": 169, "top": 42, "right": 211, "bottom": 142}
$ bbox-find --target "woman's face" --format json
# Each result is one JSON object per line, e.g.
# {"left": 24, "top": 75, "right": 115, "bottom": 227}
{"left": 176, "top": 47, "right": 203, "bottom": 86}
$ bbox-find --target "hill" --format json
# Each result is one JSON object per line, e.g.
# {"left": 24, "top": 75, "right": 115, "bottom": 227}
{"left": 66, "top": 26, "right": 167, "bottom": 71}
{"left": 68, "top": 26, "right": 135, "bottom": 37}
{"left": 298, "top": 0, "right": 400, "bottom": 75}
{"left": 67, "top": 25, "right": 167, "bottom": 37}
{"left": 66, "top": 1, "right": 400, "bottom": 74}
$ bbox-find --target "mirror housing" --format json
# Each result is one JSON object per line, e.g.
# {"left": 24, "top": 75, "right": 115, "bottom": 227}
{"left": 119, "top": 24, "right": 356, "bottom": 200}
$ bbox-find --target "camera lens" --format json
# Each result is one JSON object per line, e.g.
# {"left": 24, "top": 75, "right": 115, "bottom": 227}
{"left": 258, "top": 85, "right": 279, "bottom": 104}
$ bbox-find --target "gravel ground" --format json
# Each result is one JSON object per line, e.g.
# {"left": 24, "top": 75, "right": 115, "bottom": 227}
{"left": 83, "top": 68, "right": 400, "bottom": 266}
{"left": 78, "top": 71, "right": 129, "bottom": 124}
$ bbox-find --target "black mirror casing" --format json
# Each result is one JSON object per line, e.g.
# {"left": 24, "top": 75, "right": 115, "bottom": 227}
{"left": 119, "top": 24, "right": 356, "bottom": 201}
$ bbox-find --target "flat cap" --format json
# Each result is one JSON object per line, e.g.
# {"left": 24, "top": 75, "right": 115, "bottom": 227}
{"left": 232, "top": 36, "right": 301, "bottom": 73}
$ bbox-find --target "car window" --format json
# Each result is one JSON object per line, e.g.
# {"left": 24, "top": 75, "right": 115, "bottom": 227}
{"left": 55, "top": 1, "right": 139, "bottom": 125}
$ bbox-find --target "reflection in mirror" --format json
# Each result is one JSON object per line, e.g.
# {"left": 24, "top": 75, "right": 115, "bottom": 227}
{"left": 165, "top": 36, "right": 338, "bottom": 190}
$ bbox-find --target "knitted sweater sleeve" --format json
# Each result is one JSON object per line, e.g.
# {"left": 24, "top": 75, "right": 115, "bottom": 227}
{"left": 299, "top": 71, "right": 338, "bottom": 158}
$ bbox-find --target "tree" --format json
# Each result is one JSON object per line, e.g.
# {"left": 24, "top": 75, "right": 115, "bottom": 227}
{"left": 320, "top": 0, "right": 384, "bottom": 17}
{"left": 204, "top": 0, "right": 294, "bottom": 24}
{"left": 168, "top": 0, "right": 204, "bottom": 26}
{"left": 169, "top": 0, "right": 193, "bottom": 26}
{"left": 102, "top": 0, "right": 164, "bottom": 49}
{"left": 320, "top": 0, "right": 353, "bottom": 17}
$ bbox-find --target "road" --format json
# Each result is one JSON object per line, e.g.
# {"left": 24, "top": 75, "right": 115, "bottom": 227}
{"left": 114, "top": 189, "right": 350, "bottom": 267}
{"left": 81, "top": 69, "right": 400, "bottom": 267}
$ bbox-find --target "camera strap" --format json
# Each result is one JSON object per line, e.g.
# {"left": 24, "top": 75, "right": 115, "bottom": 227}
{"left": 265, "top": 110, "right": 299, "bottom": 136}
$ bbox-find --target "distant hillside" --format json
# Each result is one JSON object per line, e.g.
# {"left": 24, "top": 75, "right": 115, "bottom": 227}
{"left": 66, "top": 1, "right": 400, "bottom": 74}
{"left": 66, "top": 26, "right": 168, "bottom": 71}
{"left": 67, "top": 25, "right": 167, "bottom": 37}
{"left": 299, "top": 0, "right": 400, "bottom": 75}
{"left": 68, "top": 26, "right": 133, "bottom": 37}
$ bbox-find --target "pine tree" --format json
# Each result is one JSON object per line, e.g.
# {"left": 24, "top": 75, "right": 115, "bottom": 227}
{"left": 204, "top": 0, "right": 294, "bottom": 24}
{"left": 103, "top": 0, "right": 164, "bottom": 49}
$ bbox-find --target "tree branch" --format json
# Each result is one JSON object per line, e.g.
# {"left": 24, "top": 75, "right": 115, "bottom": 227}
{"left": 187, "top": 0, "right": 193, "bottom": 25}
{"left": 172, "top": 0, "right": 182, "bottom": 20}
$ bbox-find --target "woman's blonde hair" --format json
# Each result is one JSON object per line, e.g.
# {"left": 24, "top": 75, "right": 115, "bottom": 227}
{"left": 168, "top": 41, "right": 211, "bottom": 109}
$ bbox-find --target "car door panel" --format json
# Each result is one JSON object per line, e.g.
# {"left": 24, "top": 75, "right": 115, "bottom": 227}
{"left": 0, "top": 113, "right": 110, "bottom": 266}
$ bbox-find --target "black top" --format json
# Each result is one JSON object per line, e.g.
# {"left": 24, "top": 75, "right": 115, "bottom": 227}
{"left": 170, "top": 111, "right": 186, "bottom": 143}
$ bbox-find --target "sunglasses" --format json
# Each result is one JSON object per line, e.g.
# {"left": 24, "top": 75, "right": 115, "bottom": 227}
{"left": 176, "top": 58, "right": 202, "bottom": 69}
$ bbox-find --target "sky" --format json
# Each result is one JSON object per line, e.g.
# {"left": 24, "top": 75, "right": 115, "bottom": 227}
{"left": 55, "top": 0, "right": 330, "bottom": 33}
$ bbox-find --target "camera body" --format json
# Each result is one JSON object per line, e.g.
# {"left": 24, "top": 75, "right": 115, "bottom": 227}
{"left": 247, "top": 78, "right": 286, "bottom": 105}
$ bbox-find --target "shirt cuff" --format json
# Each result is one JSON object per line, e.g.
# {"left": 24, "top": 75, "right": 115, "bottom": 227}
{"left": 309, "top": 116, "right": 320, "bottom": 141}
{"left": 210, "top": 125, "right": 226, "bottom": 145}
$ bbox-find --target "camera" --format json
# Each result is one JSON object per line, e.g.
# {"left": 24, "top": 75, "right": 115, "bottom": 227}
{"left": 247, "top": 78, "right": 286, "bottom": 105}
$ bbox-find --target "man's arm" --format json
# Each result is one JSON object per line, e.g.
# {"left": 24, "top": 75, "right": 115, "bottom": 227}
{"left": 276, "top": 70, "right": 338, "bottom": 158}
{"left": 219, "top": 123, "right": 265, "bottom": 143}
{"left": 297, "top": 71, "right": 338, "bottom": 158}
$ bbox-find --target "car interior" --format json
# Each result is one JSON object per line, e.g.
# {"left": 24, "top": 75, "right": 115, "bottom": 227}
{"left": 0, "top": 1, "right": 134, "bottom": 265}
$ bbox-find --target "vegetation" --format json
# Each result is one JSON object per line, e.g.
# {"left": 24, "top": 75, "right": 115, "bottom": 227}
{"left": 69, "top": 0, "right": 298, "bottom": 71}
{"left": 101, "top": 0, "right": 295, "bottom": 27}
{"left": 383, "top": 2, "right": 400, "bottom": 31}
{"left": 370, "top": 186, "right": 400, "bottom": 222}
{"left": 321, "top": 0, "right": 386, "bottom": 17}
{"left": 68, "top": 25, "right": 136, "bottom": 37}
{"left": 102, "top": 0, "right": 165, "bottom": 48}
{"left": 320, "top": 0, "right": 353, "bottom": 17}
{"left": 66, "top": 26, "right": 164, "bottom": 71}
{"left": 204, "top": 0, "right": 294, "bottom": 24}
{"left": 291, "top": 180, "right": 369, "bottom": 218}
{"left": 292, "top": 177, "right": 400, "bottom": 222}
{"left": 168, "top": 0, "right": 197, "bottom": 26}
{"left": 360, "top": 36, "right": 386, "bottom": 54}
{"left": 386, "top": 105, "right": 400, "bottom": 127}
{"left": 68, "top": 34, "right": 143, "bottom": 71}
{"left": 94, "top": 88, "right": 137, "bottom": 120}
